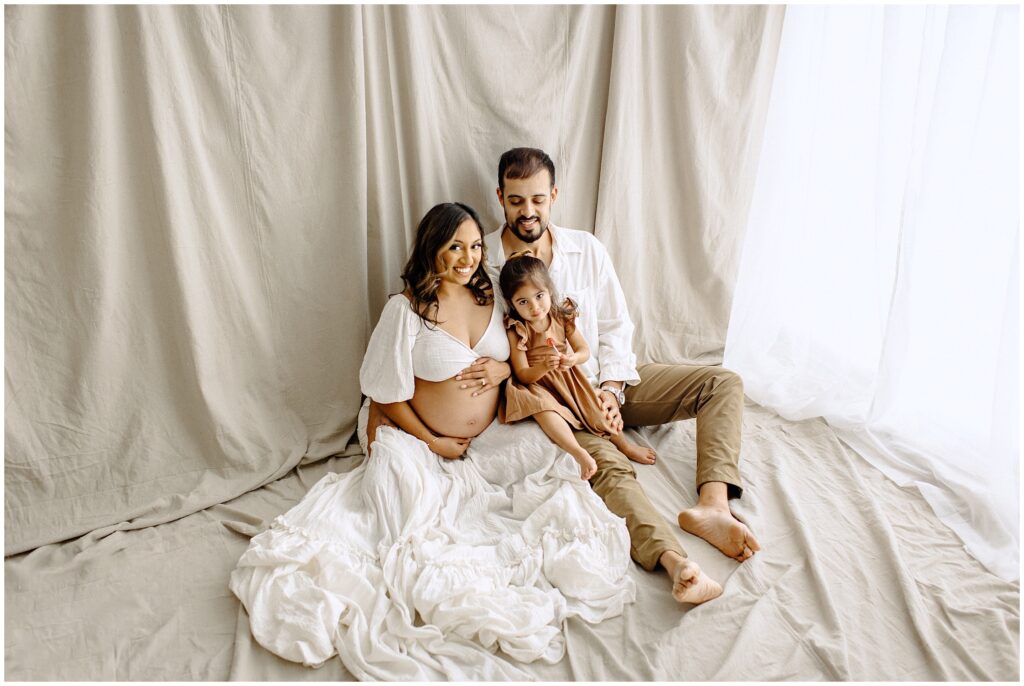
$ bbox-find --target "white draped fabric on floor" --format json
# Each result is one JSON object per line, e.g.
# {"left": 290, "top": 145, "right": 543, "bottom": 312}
{"left": 230, "top": 412, "right": 636, "bottom": 680}
{"left": 4, "top": 4, "right": 1018, "bottom": 681}
{"left": 725, "top": 4, "right": 1020, "bottom": 581}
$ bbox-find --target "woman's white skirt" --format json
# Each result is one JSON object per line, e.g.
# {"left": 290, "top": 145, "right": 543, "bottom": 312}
{"left": 229, "top": 401, "right": 636, "bottom": 681}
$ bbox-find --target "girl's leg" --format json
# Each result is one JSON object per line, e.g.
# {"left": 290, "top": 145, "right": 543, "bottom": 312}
{"left": 609, "top": 432, "right": 657, "bottom": 465}
{"left": 533, "top": 411, "right": 597, "bottom": 480}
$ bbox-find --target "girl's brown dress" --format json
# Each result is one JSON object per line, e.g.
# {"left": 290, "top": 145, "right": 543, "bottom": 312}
{"left": 502, "top": 302, "right": 616, "bottom": 437}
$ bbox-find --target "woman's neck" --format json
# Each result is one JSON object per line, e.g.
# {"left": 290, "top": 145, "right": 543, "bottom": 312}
{"left": 436, "top": 280, "right": 470, "bottom": 301}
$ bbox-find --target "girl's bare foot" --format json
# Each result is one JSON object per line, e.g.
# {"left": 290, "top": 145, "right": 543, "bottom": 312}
{"left": 610, "top": 436, "right": 657, "bottom": 464}
{"left": 571, "top": 450, "right": 598, "bottom": 480}
{"left": 677, "top": 505, "right": 760, "bottom": 562}
{"left": 663, "top": 554, "right": 722, "bottom": 604}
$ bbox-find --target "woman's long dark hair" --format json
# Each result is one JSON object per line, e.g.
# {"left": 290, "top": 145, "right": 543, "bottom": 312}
{"left": 400, "top": 202, "right": 493, "bottom": 326}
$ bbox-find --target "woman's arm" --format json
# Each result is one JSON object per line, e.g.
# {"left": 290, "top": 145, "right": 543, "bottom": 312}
{"left": 377, "top": 400, "right": 435, "bottom": 444}
{"left": 377, "top": 399, "right": 470, "bottom": 459}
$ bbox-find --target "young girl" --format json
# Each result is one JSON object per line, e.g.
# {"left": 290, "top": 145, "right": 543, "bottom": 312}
{"left": 499, "top": 250, "right": 657, "bottom": 480}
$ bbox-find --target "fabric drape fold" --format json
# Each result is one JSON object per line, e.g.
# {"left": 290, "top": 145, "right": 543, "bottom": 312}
{"left": 724, "top": 4, "right": 1019, "bottom": 581}
{"left": 596, "top": 5, "right": 784, "bottom": 365}
{"left": 5, "top": 4, "right": 782, "bottom": 554}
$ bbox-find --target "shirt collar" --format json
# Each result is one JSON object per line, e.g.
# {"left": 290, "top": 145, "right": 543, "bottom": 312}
{"left": 492, "top": 222, "right": 582, "bottom": 268}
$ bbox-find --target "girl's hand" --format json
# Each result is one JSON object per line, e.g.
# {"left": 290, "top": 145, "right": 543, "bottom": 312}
{"left": 429, "top": 436, "right": 471, "bottom": 459}
{"left": 455, "top": 357, "right": 510, "bottom": 396}
{"left": 525, "top": 345, "right": 561, "bottom": 372}
{"left": 556, "top": 351, "right": 578, "bottom": 371}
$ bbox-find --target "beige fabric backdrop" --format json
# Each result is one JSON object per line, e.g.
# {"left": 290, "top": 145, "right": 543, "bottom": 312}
{"left": 5, "top": 5, "right": 782, "bottom": 553}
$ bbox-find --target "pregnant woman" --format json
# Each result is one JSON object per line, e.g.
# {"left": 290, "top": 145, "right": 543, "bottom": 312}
{"left": 230, "top": 202, "right": 635, "bottom": 680}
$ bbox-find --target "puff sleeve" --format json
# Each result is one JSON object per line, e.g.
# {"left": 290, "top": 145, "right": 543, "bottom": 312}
{"left": 505, "top": 316, "right": 533, "bottom": 352}
{"left": 359, "top": 295, "right": 420, "bottom": 403}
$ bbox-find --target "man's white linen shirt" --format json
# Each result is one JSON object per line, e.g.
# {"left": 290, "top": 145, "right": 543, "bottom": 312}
{"left": 484, "top": 223, "right": 641, "bottom": 389}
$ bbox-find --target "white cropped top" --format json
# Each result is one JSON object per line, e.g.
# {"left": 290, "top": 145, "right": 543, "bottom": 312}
{"left": 359, "top": 292, "right": 510, "bottom": 403}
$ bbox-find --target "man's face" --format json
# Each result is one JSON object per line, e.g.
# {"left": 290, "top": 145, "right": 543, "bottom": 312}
{"left": 497, "top": 170, "right": 558, "bottom": 243}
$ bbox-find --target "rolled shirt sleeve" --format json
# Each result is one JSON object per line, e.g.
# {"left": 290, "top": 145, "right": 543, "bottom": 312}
{"left": 593, "top": 241, "right": 641, "bottom": 387}
{"left": 359, "top": 295, "right": 419, "bottom": 403}
{"left": 593, "top": 241, "right": 638, "bottom": 387}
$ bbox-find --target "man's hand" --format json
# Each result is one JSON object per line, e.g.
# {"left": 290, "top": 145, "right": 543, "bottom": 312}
{"left": 366, "top": 400, "right": 397, "bottom": 455}
{"left": 598, "top": 390, "right": 624, "bottom": 434}
{"left": 455, "top": 357, "right": 510, "bottom": 396}
{"left": 430, "top": 436, "right": 472, "bottom": 459}
{"left": 525, "top": 345, "right": 561, "bottom": 373}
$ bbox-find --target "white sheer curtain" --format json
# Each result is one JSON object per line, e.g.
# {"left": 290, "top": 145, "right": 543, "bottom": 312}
{"left": 725, "top": 5, "right": 1019, "bottom": 581}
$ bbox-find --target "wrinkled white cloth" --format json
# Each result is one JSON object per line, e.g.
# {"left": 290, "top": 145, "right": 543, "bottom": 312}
{"left": 229, "top": 405, "right": 636, "bottom": 680}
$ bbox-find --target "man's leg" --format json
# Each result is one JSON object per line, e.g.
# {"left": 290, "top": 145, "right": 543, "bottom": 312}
{"left": 576, "top": 430, "right": 722, "bottom": 604}
{"left": 622, "top": 364, "right": 760, "bottom": 561}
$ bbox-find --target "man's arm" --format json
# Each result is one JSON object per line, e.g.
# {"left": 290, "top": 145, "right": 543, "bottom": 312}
{"left": 592, "top": 240, "right": 641, "bottom": 388}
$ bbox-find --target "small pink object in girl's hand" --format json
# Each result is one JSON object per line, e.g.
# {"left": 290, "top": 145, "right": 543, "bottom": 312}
{"left": 546, "top": 337, "right": 557, "bottom": 348}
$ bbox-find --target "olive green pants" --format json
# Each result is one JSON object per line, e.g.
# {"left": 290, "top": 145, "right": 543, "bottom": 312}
{"left": 574, "top": 363, "right": 744, "bottom": 571}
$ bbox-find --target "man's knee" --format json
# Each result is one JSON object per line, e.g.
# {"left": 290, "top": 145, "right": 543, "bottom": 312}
{"left": 714, "top": 367, "right": 743, "bottom": 397}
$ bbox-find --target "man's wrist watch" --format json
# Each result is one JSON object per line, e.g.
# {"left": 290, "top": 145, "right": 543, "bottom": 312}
{"left": 600, "top": 384, "right": 626, "bottom": 406}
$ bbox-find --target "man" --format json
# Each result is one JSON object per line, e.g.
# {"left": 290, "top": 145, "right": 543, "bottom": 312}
{"left": 483, "top": 147, "right": 760, "bottom": 604}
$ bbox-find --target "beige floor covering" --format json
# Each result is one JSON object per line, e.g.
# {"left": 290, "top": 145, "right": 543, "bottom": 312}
{"left": 4, "top": 401, "right": 1018, "bottom": 680}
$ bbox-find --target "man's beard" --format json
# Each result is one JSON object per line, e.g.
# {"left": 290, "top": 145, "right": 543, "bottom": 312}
{"left": 506, "top": 215, "right": 547, "bottom": 243}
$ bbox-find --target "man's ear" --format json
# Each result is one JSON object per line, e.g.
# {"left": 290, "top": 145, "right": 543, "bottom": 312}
{"left": 496, "top": 186, "right": 504, "bottom": 206}
{"left": 550, "top": 186, "right": 558, "bottom": 204}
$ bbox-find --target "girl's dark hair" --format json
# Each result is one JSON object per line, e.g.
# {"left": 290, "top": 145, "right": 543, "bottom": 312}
{"left": 401, "top": 202, "right": 492, "bottom": 326}
{"left": 499, "top": 251, "right": 577, "bottom": 325}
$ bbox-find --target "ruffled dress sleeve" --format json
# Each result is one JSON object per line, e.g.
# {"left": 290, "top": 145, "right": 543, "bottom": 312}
{"left": 359, "top": 295, "right": 420, "bottom": 403}
{"left": 504, "top": 316, "right": 533, "bottom": 352}
{"left": 561, "top": 297, "right": 579, "bottom": 339}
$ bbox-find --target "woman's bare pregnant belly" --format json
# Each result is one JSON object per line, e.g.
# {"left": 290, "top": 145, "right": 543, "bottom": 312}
{"left": 410, "top": 377, "right": 499, "bottom": 439}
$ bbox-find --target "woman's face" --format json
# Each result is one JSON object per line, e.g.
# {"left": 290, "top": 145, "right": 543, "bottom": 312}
{"left": 510, "top": 279, "right": 551, "bottom": 324}
{"left": 436, "top": 219, "right": 483, "bottom": 286}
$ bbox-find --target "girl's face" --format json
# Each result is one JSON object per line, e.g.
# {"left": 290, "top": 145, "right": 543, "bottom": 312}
{"left": 511, "top": 279, "right": 551, "bottom": 323}
{"left": 436, "top": 219, "right": 483, "bottom": 286}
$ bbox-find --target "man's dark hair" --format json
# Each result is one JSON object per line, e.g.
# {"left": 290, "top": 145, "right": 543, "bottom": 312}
{"left": 498, "top": 148, "right": 556, "bottom": 192}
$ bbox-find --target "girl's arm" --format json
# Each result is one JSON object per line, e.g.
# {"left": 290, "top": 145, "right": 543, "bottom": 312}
{"left": 565, "top": 326, "right": 591, "bottom": 367}
{"left": 508, "top": 329, "right": 555, "bottom": 384}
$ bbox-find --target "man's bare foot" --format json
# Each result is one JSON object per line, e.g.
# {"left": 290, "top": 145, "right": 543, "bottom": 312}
{"left": 662, "top": 553, "right": 723, "bottom": 604}
{"left": 677, "top": 505, "right": 761, "bottom": 562}
{"left": 610, "top": 436, "right": 657, "bottom": 464}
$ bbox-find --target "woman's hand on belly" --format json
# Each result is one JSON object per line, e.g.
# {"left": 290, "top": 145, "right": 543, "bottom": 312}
{"left": 412, "top": 377, "right": 500, "bottom": 439}
{"left": 431, "top": 436, "right": 472, "bottom": 460}
{"left": 454, "top": 357, "right": 511, "bottom": 396}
